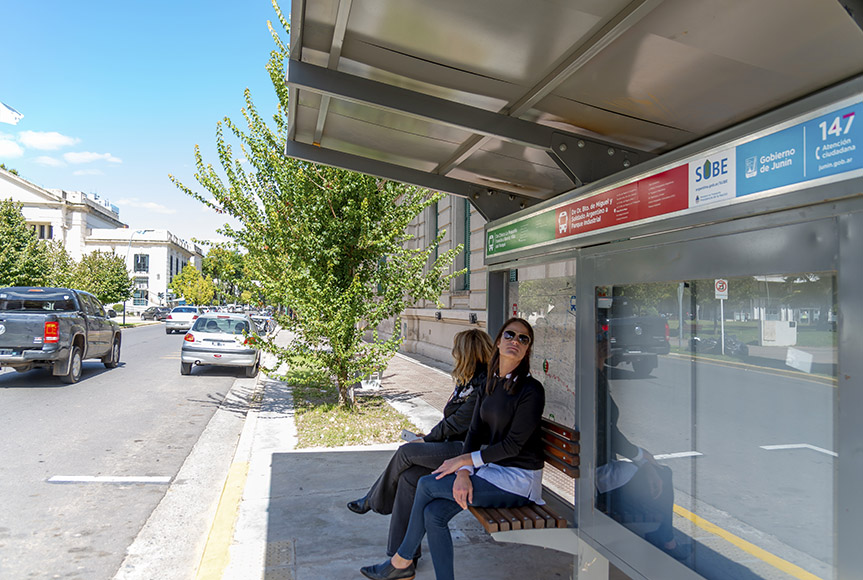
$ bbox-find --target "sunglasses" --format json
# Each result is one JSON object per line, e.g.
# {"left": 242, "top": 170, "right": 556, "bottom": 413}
{"left": 502, "top": 329, "right": 531, "bottom": 346}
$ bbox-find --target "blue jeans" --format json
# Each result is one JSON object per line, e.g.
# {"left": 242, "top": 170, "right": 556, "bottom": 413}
{"left": 396, "top": 473, "right": 531, "bottom": 580}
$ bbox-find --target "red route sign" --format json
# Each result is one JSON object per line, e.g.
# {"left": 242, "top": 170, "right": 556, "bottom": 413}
{"left": 554, "top": 166, "right": 689, "bottom": 239}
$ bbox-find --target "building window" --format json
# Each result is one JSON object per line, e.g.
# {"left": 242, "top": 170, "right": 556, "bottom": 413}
{"left": 133, "top": 289, "right": 148, "bottom": 306}
{"left": 134, "top": 254, "right": 149, "bottom": 273}
{"left": 31, "top": 224, "right": 53, "bottom": 239}
{"left": 454, "top": 198, "right": 471, "bottom": 290}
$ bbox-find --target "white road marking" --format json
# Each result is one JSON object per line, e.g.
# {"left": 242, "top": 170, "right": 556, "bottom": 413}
{"left": 619, "top": 451, "right": 703, "bottom": 462}
{"left": 47, "top": 475, "right": 172, "bottom": 484}
{"left": 760, "top": 443, "right": 837, "bottom": 457}
{"left": 654, "top": 451, "right": 703, "bottom": 460}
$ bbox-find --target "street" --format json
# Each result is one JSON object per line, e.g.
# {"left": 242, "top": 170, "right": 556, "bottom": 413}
{"left": 608, "top": 354, "right": 836, "bottom": 578}
{"left": 0, "top": 323, "right": 243, "bottom": 579}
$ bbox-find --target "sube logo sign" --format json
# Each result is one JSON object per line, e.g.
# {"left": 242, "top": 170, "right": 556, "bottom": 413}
{"left": 694, "top": 157, "right": 729, "bottom": 182}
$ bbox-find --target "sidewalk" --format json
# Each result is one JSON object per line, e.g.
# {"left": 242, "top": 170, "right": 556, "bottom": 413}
{"left": 220, "top": 330, "right": 576, "bottom": 580}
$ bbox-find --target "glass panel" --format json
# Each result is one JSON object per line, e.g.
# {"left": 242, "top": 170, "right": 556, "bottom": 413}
{"left": 595, "top": 273, "right": 837, "bottom": 580}
{"left": 509, "top": 259, "right": 577, "bottom": 426}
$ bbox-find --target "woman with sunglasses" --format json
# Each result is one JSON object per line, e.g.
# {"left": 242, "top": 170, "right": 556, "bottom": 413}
{"left": 348, "top": 329, "right": 494, "bottom": 565}
{"left": 361, "top": 317, "right": 545, "bottom": 580}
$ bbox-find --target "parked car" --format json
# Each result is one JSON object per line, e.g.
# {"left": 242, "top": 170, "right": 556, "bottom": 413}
{"left": 141, "top": 306, "right": 170, "bottom": 321}
{"left": 179, "top": 313, "right": 260, "bottom": 377}
{"left": 250, "top": 313, "right": 276, "bottom": 335}
{"left": 165, "top": 306, "right": 203, "bottom": 334}
{"left": 0, "top": 286, "right": 122, "bottom": 383}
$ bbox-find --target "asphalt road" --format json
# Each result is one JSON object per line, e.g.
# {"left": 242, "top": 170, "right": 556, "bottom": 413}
{"left": 0, "top": 323, "right": 242, "bottom": 579}
{"left": 608, "top": 354, "right": 836, "bottom": 575}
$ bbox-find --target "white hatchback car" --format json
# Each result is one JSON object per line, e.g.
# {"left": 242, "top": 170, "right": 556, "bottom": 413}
{"left": 179, "top": 313, "right": 260, "bottom": 377}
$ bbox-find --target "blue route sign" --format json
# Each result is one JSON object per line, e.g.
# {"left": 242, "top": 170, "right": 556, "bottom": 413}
{"left": 737, "top": 100, "right": 861, "bottom": 198}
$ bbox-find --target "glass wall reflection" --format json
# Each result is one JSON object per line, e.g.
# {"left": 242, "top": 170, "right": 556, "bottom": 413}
{"left": 595, "top": 274, "right": 837, "bottom": 580}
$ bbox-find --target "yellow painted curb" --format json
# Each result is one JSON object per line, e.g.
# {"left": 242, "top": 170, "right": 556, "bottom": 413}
{"left": 673, "top": 504, "right": 822, "bottom": 580}
{"left": 196, "top": 461, "right": 250, "bottom": 580}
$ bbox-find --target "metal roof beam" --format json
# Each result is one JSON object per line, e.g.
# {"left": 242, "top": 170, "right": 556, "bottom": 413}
{"left": 283, "top": 141, "right": 533, "bottom": 221}
{"left": 287, "top": 60, "right": 649, "bottom": 168}
{"left": 313, "top": 0, "right": 353, "bottom": 145}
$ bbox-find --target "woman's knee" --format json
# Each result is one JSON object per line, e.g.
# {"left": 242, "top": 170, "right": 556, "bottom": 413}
{"left": 423, "top": 499, "right": 460, "bottom": 528}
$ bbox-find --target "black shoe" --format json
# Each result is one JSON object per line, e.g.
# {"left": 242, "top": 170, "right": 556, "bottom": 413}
{"left": 347, "top": 495, "right": 371, "bottom": 514}
{"left": 360, "top": 560, "right": 416, "bottom": 580}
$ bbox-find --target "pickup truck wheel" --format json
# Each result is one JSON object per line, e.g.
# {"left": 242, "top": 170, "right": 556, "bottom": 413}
{"left": 631, "top": 358, "right": 655, "bottom": 378}
{"left": 180, "top": 361, "right": 193, "bottom": 375}
{"left": 103, "top": 336, "right": 121, "bottom": 368}
{"left": 60, "top": 346, "right": 83, "bottom": 384}
{"left": 166, "top": 328, "right": 173, "bottom": 335}
{"left": 244, "top": 361, "right": 259, "bottom": 378}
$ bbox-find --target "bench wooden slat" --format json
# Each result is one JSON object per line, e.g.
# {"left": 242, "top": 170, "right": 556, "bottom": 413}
{"left": 496, "top": 507, "right": 522, "bottom": 530}
{"left": 542, "top": 429, "right": 580, "bottom": 455}
{"left": 508, "top": 506, "right": 535, "bottom": 529}
{"left": 544, "top": 455, "right": 580, "bottom": 479}
{"left": 469, "top": 506, "right": 500, "bottom": 533}
{"left": 486, "top": 508, "right": 511, "bottom": 532}
{"left": 541, "top": 419, "right": 579, "bottom": 441}
{"left": 543, "top": 440, "right": 580, "bottom": 468}
{"left": 534, "top": 504, "right": 567, "bottom": 528}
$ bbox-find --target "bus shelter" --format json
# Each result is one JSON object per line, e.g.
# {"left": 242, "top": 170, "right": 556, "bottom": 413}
{"left": 284, "top": 1, "right": 863, "bottom": 578}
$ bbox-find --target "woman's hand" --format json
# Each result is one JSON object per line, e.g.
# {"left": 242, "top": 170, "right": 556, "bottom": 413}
{"left": 433, "top": 453, "right": 473, "bottom": 478}
{"left": 452, "top": 471, "right": 473, "bottom": 509}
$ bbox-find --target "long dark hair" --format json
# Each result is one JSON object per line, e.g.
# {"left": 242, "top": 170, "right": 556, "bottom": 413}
{"left": 486, "top": 317, "right": 534, "bottom": 395}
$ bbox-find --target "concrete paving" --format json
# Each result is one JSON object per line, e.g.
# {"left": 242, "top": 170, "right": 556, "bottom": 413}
{"left": 221, "top": 330, "right": 578, "bottom": 580}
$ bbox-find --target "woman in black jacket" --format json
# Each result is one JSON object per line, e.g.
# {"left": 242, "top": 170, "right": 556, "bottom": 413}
{"left": 348, "top": 328, "right": 493, "bottom": 562}
{"left": 361, "top": 318, "right": 545, "bottom": 580}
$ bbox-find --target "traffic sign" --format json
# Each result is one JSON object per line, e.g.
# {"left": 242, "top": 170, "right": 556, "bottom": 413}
{"left": 715, "top": 279, "right": 728, "bottom": 299}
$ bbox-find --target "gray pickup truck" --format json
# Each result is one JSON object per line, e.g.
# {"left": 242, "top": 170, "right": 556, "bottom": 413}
{"left": 600, "top": 296, "right": 670, "bottom": 378}
{"left": 0, "top": 287, "right": 122, "bottom": 383}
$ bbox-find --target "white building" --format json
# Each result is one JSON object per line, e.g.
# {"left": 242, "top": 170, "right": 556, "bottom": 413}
{"left": 0, "top": 167, "right": 204, "bottom": 311}
{"left": 0, "top": 167, "right": 126, "bottom": 257}
{"left": 85, "top": 228, "right": 202, "bottom": 310}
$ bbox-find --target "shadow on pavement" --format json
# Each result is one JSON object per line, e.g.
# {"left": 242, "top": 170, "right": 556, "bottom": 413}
{"left": 262, "top": 447, "right": 575, "bottom": 580}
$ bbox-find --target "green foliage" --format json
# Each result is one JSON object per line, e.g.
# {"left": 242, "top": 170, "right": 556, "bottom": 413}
{"left": 0, "top": 198, "right": 50, "bottom": 287}
{"left": 74, "top": 250, "right": 134, "bottom": 304}
{"left": 0, "top": 164, "right": 19, "bottom": 176}
{"left": 44, "top": 240, "right": 77, "bottom": 288}
{"left": 170, "top": 0, "right": 461, "bottom": 407}
{"left": 170, "top": 264, "right": 216, "bottom": 305}
{"left": 202, "top": 245, "right": 246, "bottom": 303}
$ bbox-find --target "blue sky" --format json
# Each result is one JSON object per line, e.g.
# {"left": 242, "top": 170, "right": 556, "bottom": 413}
{"left": 0, "top": 0, "right": 288, "bottom": 244}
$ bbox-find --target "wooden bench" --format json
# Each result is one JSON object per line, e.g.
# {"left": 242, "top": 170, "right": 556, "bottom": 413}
{"left": 467, "top": 418, "right": 579, "bottom": 553}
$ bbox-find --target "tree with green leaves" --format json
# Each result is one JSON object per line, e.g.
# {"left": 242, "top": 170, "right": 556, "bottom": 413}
{"left": 202, "top": 245, "right": 246, "bottom": 303}
{"left": 170, "top": 1, "right": 462, "bottom": 407}
{"left": 44, "top": 240, "right": 77, "bottom": 288}
{"left": 0, "top": 199, "right": 50, "bottom": 287}
{"left": 74, "top": 250, "right": 134, "bottom": 305}
{"left": 170, "top": 264, "right": 216, "bottom": 306}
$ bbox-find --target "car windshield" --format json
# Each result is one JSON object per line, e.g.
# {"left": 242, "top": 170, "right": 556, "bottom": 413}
{"left": 192, "top": 318, "right": 249, "bottom": 334}
{"left": 173, "top": 307, "right": 197, "bottom": 313}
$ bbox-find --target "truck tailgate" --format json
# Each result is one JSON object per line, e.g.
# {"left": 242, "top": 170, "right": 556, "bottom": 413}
{"left": 0, "top": 313, "right": 54, "bottom": 350}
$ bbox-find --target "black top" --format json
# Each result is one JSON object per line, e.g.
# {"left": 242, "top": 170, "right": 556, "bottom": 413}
{"left": 423, "top": 363, "right": 485, "bottom": 443}
{"left": 462, "top": 373, "right": 546, "bottom": 470}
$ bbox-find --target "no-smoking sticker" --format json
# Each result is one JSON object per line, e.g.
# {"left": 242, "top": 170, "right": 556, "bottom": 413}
{"left": 715, "top": 279, "right": 728, "bottom": 299}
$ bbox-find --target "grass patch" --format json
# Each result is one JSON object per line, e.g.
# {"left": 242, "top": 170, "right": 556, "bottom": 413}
{"left": 278, "top": 353, "right": 418, "bottom": 448}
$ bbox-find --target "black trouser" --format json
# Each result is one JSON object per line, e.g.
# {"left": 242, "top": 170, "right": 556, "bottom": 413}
{"left": 364, "top": 440, "right": 464, "bottom": 557}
